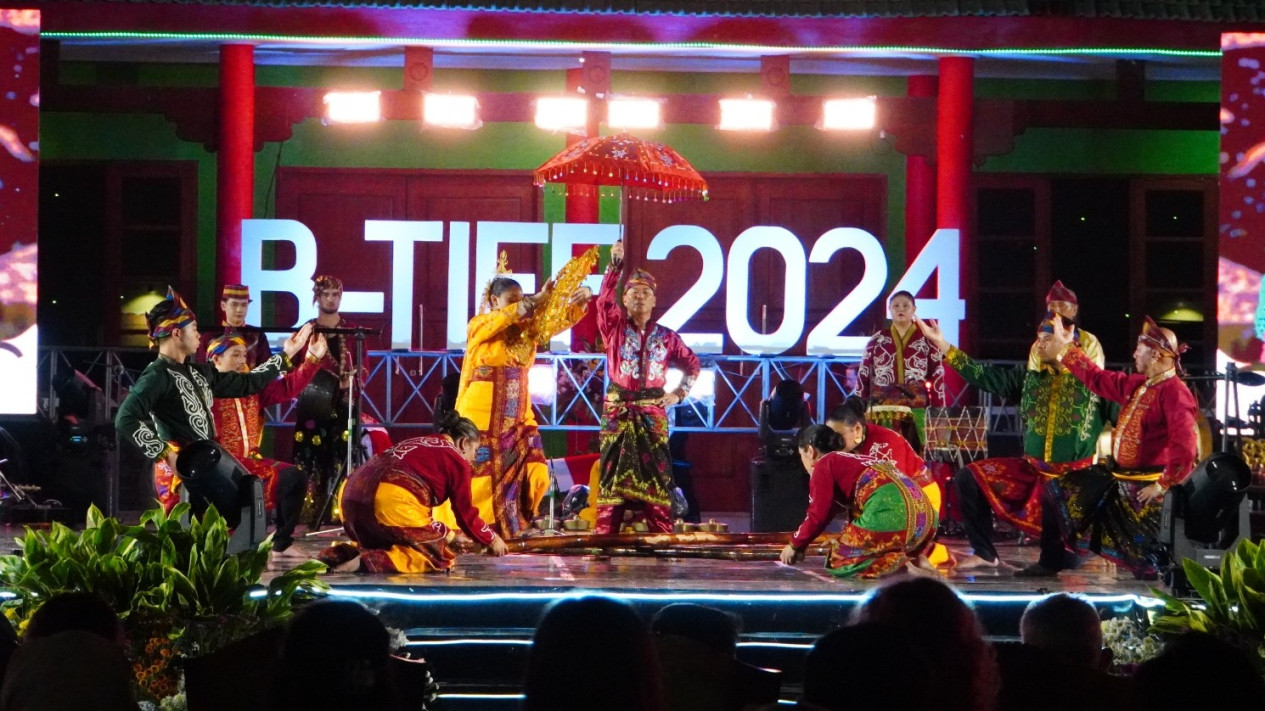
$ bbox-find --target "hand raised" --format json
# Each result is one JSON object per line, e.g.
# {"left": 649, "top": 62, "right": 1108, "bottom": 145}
{"left": 915, "top": 317, "right": 951, "bottom": 354}
{"left": 283, "top": 323, "right": 314, "bottom": 358}
{"left": 308, "top": 333, "right": 329, "bottom": 360}
{"left": 610, "top": 240, "right": 624, "bottom": 262}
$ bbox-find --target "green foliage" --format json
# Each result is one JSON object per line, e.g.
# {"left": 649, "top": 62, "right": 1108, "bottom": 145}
{"left": 1149, "top": 538, "right": 1265, "bottom": 672}
{"left": 0, "top": 503, "right": 328, "bottom": 640}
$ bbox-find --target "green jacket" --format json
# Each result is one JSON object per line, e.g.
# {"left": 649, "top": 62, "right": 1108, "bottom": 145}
{"left": 116, "top": 352, "right": 292, "bottom": 462}
{"left": 945, "top": 347, "right": 1116, "bottom": 464}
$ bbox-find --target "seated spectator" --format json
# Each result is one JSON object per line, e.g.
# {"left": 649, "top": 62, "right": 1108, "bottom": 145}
{"left": 524, "top": 596, "right": 664, "bottom": 711}
{"left": 23, "top": 591, "right": 123, "bottom": 643}
{"left": 850, "top": 578, "right": 999, "bottom": 711}
{"left": 993, "top": 594, "right": 1127, "bottom": 711}
{"left": 0, "top": 592, "right": 135, "bottom": 711}
{"left": 650, "top": 603, "right": 780, "bottom": 711}
{"left": 799, "top": 622, "right": 933, "bottom": 711}
{"left": 1019, "top": 593, "right": 1105, "bottom": 669}
{"left": 1130, "top": 631, "right": 1265, "bottom": 711}
{"left": 274, "top": 600, "right": 404, "bottom": 711}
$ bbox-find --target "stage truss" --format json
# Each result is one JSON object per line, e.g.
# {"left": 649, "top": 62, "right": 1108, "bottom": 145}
{"left": 35, "top": 347, "right": 1025, "bottom": 436}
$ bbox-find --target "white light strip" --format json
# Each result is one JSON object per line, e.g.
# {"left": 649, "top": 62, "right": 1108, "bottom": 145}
{"left": 314, "top": 588, "right": 1165, "bottom": 608}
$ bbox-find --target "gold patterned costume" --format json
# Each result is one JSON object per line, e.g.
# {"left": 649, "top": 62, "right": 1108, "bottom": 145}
{"left": 433, "top": 249, "right": 596, "bottom": 537}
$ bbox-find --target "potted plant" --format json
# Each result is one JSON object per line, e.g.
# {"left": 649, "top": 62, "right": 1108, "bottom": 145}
{"left": 0, "top": 503, "right": 328, "bottom": 707}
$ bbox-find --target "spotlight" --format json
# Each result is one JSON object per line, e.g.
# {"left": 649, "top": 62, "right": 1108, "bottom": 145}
{"left": 528, "top": 364, "right": 557, "bottom": 406}
{"left": 665, "top": 368, "right": 715, "bottom": 401}
{"left": 607, "top": 98, "right": 662, "bottom": 130}
{"left": 820, "top": 97, "right": 877, "bottom": 130}
{"left": 423, "top": 93, "right": 481, "bottom": 130}
{"left": 322, "top": 91, "right": 382, "bottom": 124}
{"left": 535, "top": 97, "right": 589, "bottom": 132}
{"left": 718, "top": 98, "right": 775, "bottom": 131}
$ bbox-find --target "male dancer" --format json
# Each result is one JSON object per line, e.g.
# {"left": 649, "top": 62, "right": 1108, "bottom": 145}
{"left": 1026, "top": 281, "right": 1104, "bottom": 370}
{"left": 219, "top": 284, "right": 271, "bottom": 368}
{"left": 1033, "top": 315, "right": 1199, "bottom": 578}
{"left": 293, "top": 274, "right": 362, "bottom": 522}
{"left": 917, "top": 313, "right": 1115, "bottom": 570}
{"left": 206, "top": 332, "right": 327, "bottom": 552}
{"left": 116, "top": 288, "right": 312, "bottom": 510}
{"left": 594, "top": 240, "right": 700, "bottom": 534}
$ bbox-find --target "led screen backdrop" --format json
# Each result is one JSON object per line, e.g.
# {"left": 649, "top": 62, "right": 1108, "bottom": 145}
{"left": 0, "top": 9, "right": 38, "bottom": 415}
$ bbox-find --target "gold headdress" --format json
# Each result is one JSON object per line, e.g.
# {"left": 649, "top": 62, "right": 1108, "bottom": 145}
{"left": 480, "top": 250, "right": 514, "bottom": 313}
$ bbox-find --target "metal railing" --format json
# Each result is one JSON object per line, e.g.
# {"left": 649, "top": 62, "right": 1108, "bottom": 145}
{"left": 35, "top": 346, "right": 1026, "bottom": 436}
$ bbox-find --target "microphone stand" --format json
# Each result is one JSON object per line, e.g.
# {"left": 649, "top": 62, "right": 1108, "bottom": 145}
{"left": 310, "top": 325, "right": 376, "bottom": 534}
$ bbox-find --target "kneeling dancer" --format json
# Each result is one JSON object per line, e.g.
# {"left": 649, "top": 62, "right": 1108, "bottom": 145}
{"left": 333, "top": 411, "right": 508, "bottom": 573}
{"left": 780, "top": 425, "right": 938, "bottom": 578}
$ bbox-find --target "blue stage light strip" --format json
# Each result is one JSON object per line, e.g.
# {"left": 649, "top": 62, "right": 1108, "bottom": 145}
{"left": 401, "top": 638, "right": 817, "bottom": 649}
{"left": 439, "top": 693, "right": 526, "bottom": 701}
{"left": 264, "top": 587, "right": 1166, "bottom": 608}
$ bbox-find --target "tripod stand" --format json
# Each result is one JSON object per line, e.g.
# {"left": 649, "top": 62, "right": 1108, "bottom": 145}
{"left": 307, "top": 325, "right": 376, "bottom": 535}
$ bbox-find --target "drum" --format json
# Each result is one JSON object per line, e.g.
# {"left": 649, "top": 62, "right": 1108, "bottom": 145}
{"left": 295, "top": 368, "right": 342, "bottom": 424}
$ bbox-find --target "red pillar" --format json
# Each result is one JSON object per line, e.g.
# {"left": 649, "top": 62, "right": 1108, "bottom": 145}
{"left": 905, "top": 75, "right": 937, "bottom": 269}
{"left": 216, "top": 44, "right": 255, "bottom": 292}
{"left": 936, "top": 57, "right": 974, "bottom": 350}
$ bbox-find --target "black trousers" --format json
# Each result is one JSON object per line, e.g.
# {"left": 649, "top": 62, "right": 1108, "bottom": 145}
{"left": 274, "top": 466, "right": 309, "bottom": 548}
{"left": 953, "top": 466, "right": 1072, "bottom": 568}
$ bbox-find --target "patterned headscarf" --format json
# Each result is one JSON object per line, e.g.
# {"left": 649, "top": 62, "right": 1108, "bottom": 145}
{"left": 312, "top": 275, "right": 343, "bottom": 302}
{"left": 1045, "top": 280, "right": 1077, "bottom": 305}
{"left": 1036, "top": 310, "right": 1058, "bottom": 335}
{"left": 146, "top": 287, "right": 196, "bottom": 346}
{"left": 205, "top": 333, "right": 248, "bottom": 360}
{"left": 626, "top": 268, "right": 658, "bottom": 293}
{"left": 1139, "top": 315, "right": 1189, "bottom": 360}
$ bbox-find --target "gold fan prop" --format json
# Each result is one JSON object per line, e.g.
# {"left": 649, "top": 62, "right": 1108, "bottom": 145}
{"left": 528, "top": 245, "right": 601, "bottom": 346}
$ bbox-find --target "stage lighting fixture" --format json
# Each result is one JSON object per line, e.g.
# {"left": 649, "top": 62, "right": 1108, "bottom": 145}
{"left": 322, "top": 91, "right": 382, "bottom": 124}
{"left": 528, "top": 363, "right": 557, "bottom": 406}
{"left": 423, "top": 93, "right": 482, "bottom": 130}
{"left": 665, "top": 367, "right": 715, "bottom": 401}
{"left": 607, "top": 98, "right": 662, "bottom": 130}
{"left": 718, "top": 98, "right": 776, "bottom": 131}
{"left": 821, "top": 97, "right": 877, "bottom": 130}
{"left": 535, "top": 97, "right": 589, "bottom": 132}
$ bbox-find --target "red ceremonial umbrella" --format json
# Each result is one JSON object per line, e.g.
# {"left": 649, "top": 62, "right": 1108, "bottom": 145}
{"left": 532, "top": 133, "right": 709, "bottom": 204}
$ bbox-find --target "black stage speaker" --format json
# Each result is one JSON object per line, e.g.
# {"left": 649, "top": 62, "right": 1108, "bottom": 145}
{"left": 749, "top": 457, "right": 809, "bottom": 533}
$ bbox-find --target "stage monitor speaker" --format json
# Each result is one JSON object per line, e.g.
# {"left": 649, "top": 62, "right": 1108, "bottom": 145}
{"left": 749, "top": 457, "right": 809, "bottom": 533}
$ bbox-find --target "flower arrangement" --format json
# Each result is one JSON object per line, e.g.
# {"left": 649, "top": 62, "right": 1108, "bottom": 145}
{"left": 0, "top": 503, "right": 328, "bottom": 706}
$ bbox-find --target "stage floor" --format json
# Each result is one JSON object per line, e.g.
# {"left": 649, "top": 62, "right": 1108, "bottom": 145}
{"left": 273, "top": 533, "right": 1160, "bottom": 598}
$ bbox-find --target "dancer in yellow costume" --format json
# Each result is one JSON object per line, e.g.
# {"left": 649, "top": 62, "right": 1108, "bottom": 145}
{"left": 434, "top": 249, "right": 597, "bottom": 537}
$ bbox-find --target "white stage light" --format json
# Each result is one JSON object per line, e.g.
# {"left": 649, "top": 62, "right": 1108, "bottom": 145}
{"left": 821, "top": 97, "right": 877, "bottom": 130}
{"left": 423, "top": 93, "right": 481, "bottom": 130}
{"left": 528, "top": 364, "right": 557, "bottom": 406}
{"left": 322, "top": 91, "right": 382, "bottom": 124}
{"left": 535, "top": 97, "right": 589, "bottom": 132}
{"left": 607, "top": 98, "right": 662, "bottom": 130}
{"left": 718, "top": 98, "right": 775, "bottom": 131}
{"left": 665, "top": 367, "right": 716, "bottom": 401}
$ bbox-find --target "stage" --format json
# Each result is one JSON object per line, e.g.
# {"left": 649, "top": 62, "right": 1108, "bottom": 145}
{"left": 274, "top": 535, "right": 1164, "bottom": 709}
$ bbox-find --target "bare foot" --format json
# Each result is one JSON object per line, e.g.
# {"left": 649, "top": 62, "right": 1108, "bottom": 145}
{"left": 955, "top": 553, "right": 1002, "bottom": 571}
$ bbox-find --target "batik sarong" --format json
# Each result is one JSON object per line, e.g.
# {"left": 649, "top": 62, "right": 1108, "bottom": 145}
{"left": 826, "top": 466, "right": 939, "bottom": 579}
{"left": 340, "top": 456, "right": 456, "bottom": 573}
{"left": 966, "top": 455, "right": 1095, "bottom": 537}
{"left": 1043, "top": 464, "right": 1164, "bottom": 576}
{"left": 464, "top": 365, "right": 549, "bottom": 536}
{"left": 598, "top": 383, "right": 672, "bottom": 508}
